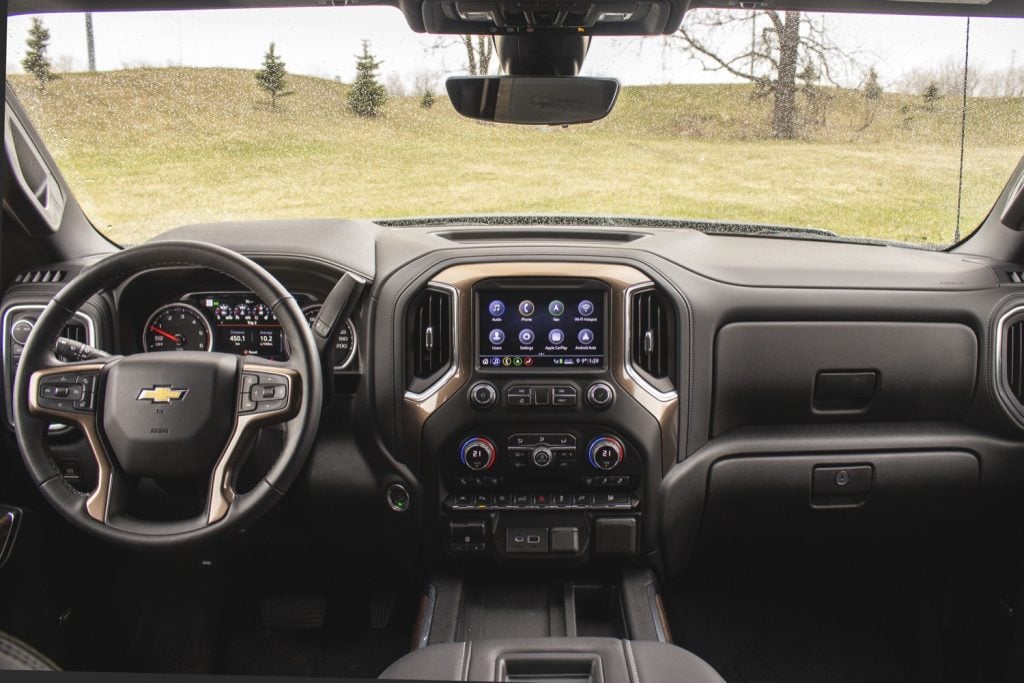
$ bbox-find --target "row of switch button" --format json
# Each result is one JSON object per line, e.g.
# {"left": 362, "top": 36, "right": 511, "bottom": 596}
{"left": 508, "top": 433, "right": 575, "bottom": 447}
{"left": 450, "top": 491, "right": 635, "bottom": 511}
{"left": 452, "top": 475, "right": 502, "bottom": 488}
{"left": 508, "top": 447, "right": 576, "bottom": 470}
{"left": 506, "top": 385, "right": 578, "bottom": 407}
{"left": 37, "top": 372, "right": 98, "bottom": 413}
{"left": 580, "top": 475, "right": 631, "bottom": 487}
{"left": 238, "top": 372, "right": 290, "bottom": 414}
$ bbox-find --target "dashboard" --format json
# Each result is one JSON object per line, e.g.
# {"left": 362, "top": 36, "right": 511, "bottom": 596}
{"left": 4, "top": 217, "right": 1024, "bottom": 579}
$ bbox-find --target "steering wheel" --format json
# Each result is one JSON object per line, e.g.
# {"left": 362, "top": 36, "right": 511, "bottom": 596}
{"left": 11, "top": 241, "right": 323, "bottom": 548}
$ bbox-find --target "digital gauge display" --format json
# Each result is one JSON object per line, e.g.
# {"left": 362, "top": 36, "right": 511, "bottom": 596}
{"left": 201, "top": 294, "right": 286, "bottom": 359}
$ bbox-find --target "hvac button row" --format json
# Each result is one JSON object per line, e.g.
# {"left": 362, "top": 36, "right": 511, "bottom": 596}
{"left": 449, "top": 491, "right": 636, "bottom": 511}
{"left": 509, "top": 447, "right": 576, "bottom": 470}
{"left": 506, "top": 385, "right": 578, "bottom": 407}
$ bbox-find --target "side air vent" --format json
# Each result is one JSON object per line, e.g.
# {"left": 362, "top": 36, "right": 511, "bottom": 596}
{"left": 14, "top": 269, "right": 66, "bottom": 284}
{"left": 406, "top": 286, "right": 455, "bottom": 394}
{"left": 628, "top": 286, "right": 676, "bottom": 394}
{"left": 62, "top": 320, "right": 87, "bottom": 344}
{"left": 1005, "top": 317, "right": 1024, "bottom": 405}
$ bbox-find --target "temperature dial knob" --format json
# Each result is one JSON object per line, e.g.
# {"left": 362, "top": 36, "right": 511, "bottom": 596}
{"left": 460, "top": 437, "right": 497, "bottom": 471}
{"left": 588, "top": 436, "right": 624, "bottom": 471}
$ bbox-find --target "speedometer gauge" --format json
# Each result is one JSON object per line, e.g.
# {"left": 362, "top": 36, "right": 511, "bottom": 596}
{"left": 303, "top": 306, "right": 357, "bottom": 369}
{"left": 143, "top": 303, "right": 213, "bottom": 352}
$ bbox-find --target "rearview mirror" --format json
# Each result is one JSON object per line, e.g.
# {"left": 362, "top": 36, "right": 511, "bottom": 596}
{"left": 446, "top": 76, "right": 619, "bottom": 126}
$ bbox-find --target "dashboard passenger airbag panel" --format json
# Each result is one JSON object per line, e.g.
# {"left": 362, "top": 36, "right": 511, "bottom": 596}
{"left": 713, "top": 322, "right": 977, "bottom": 434}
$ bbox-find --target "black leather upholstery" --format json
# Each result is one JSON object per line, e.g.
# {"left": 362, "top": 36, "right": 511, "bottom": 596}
{"left": 379, "top": 638, "right": 724, "bottom": 682}
{"left": 0, "top": 632, "right": 59, "bottom": 671}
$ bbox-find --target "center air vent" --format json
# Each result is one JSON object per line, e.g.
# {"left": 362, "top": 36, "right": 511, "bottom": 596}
{"left": 628, "top": 286, "right": 676, "bottom": 394}
{"left": 407, "top": 286, "right": 455, "bottom": 394}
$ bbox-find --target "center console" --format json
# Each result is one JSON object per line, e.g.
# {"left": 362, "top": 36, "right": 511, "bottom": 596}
{"left": 402, "top": 263, "right": 680, "bottom": 566}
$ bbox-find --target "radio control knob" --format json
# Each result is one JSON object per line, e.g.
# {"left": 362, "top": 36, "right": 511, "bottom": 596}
{"left": 588, "top": 436, "right": 624, "bottom": 471}
{"left": 460, "top": 437, "right": 497, "bottom": 471}
{"left": 586, "top": 381, "right": 615, "bottom": 409}
{"left": 531, "top": 446, "right": 554, "bottom": 469}
{"left": 468, "top": 381, "right": 498, "bottom": 409}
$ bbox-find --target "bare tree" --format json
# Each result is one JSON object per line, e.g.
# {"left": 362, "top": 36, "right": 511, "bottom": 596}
{"left": 672, "top": 10, "right": 857, "bottom": 139}
{"left": 462, "top": 35, "right": 493, "bottom": 76}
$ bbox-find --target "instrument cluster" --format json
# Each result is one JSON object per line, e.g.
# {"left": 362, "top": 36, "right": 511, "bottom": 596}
{"left": 141, "top": 291, "right": 357, "bottom": 368}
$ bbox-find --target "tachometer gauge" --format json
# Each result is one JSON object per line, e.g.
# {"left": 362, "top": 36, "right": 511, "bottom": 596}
{"left": 303, "top": 306, "right": 357, "bottom": 368}
{"left": 143, "top": 303, "right": 213, "bottom": 352}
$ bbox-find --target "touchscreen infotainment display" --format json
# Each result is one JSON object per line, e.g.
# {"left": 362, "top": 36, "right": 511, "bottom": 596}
{"left": 476, "top": 286, "right": 605, "bottom": 369}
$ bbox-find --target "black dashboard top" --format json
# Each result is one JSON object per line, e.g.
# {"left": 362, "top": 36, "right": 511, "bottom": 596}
{"left": 150, "top": 219, "right": 1004, "bottom": 293}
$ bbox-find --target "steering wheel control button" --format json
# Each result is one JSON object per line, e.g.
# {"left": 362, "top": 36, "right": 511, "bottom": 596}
{"left": 386, "top": 483, "right": 411, "bottom": 512}
{"left": 460, "top": 437, "right": 496, "bottom": 471}
{"left": 238, "top": 394, "right": 257, "bottom": 413}
{"left": 586, "top": 381, "right": 615, "bottom": 409}
{"left": 588, "top": 436, "right": 625, "bottom": 471}
{"left": 251, "top": 383, "right": 287, "bottom": 402}
{"left": 241, "top": 373, "right": 259, "bottom": 394}
{"left": 468, "top": 381, "right": 498, "bottom": 410}
{"left": 39, "top": 373, "right": 98, "bottom": 413}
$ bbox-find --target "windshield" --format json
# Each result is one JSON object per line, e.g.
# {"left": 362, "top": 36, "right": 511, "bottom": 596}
{"left": 5, "top": 7, "right": 1023, "bottom": 246}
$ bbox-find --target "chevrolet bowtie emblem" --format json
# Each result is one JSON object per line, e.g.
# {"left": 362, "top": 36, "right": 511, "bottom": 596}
{"left": 137, "top": 386, "right": 189, "bottom": 404}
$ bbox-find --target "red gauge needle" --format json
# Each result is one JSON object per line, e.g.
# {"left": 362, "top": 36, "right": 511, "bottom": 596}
{"left": 149, "top": 325, "right": 181, "bottom": 343}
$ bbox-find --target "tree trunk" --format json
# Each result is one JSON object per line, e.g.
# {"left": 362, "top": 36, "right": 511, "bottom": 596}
{"left": 477, "top": 37, "right": 492, "bottom": 75}
{"left": 771, "top": 11, "right": 800, "bottom": 139}
{"left": 85, "top": 13, "right": 96, "bottom": 71}
{"left": 463, "top": 36, "right": 478, "bottom": 75}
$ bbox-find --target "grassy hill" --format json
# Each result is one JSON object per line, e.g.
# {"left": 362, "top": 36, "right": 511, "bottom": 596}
{"left": 8, "top": 67, "right": 1024, "bottom": 245}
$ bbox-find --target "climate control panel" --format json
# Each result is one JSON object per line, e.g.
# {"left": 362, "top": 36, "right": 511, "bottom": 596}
{"left": 442, "top": 428, "right": 641, "bottom": 496}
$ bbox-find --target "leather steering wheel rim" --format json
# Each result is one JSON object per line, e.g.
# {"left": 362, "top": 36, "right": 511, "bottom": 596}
{"left": 12, "top": 240, "right": 323, "bottom": 549}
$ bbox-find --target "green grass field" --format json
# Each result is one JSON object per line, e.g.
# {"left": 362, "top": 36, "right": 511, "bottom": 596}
{"left": 8, "top": 67, "right": 1024, "bottom": 246}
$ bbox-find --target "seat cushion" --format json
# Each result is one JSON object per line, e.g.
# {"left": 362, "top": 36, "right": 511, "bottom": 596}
{"left": 0, "top": 631, "right": 59, "bottom": 671}
{"left": 379, "top": 637, "right": 724, "bottom": 682}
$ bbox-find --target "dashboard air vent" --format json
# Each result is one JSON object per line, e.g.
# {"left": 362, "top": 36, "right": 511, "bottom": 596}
{"left": 407, "top": 286, "right": 454, "bottom": 393}
{"left": 14, "top": 269, "right": 66, "bottom": 284}
{"left": 61, "top": 320, "right": 87, "bottom": 344}
{"left": 1005, "top": 318, "right": 1024, "bottom": 405}
{"left": 629, "top": 286, "right": 676, "bottom": 392}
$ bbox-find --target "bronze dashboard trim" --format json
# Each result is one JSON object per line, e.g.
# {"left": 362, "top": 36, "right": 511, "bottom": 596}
{"left": 402, "top": 262, "right": 680, "bottom": 474}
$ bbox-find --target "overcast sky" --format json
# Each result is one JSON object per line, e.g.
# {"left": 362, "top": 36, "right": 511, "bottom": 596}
{"left": 5, "top": 7, "right": 1023, "bottom": 89}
